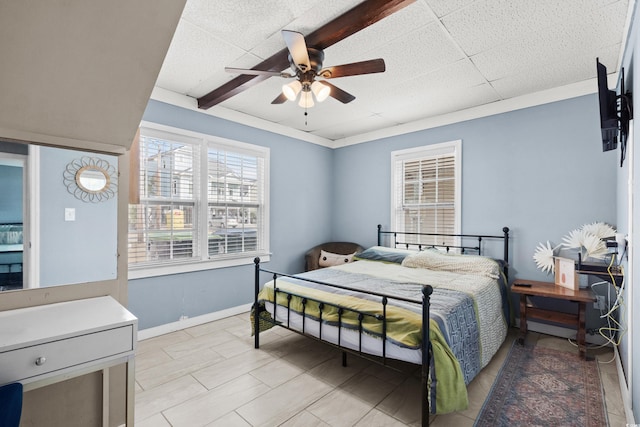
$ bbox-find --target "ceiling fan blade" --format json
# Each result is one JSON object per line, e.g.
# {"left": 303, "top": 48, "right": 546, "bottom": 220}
{"left": 281, "top": 30, "right": 311, "bottom": 71}
{"left": 271, "top": 93, "right": 288, "bottom": 104}
{"left": 322, "top": 81, "right": 356, "bottom": 104}
{"left": 198, "top": 0, "right": 415, "bottom": 109}
{"left": 319, "top": 59, "right": 386, "bottom": 79}
{"left": 225, "top": 67, "right": 293, "bottom": 78}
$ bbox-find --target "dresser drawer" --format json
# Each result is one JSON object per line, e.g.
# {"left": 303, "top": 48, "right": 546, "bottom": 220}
{"left": 0, "top": 325, "right": 133, "bottom": 384}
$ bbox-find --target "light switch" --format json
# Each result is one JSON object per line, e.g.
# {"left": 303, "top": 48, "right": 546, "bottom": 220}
{"left": 65, "top": 208, "right": 76, "bottom": 221}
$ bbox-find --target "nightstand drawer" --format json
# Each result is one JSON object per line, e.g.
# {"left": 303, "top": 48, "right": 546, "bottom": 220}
{"left": 0, "top": 325, "right": 133, "bottom": 384}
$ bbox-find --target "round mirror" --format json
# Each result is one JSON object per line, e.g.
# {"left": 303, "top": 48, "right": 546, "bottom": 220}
{"left": 63, "top": 156, "right": 117, "bottom": 203}
{"left": 76, "top": 166, "right": 109, "bottom": 193}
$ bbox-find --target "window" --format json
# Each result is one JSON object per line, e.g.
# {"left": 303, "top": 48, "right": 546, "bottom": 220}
{"left": 128, "top": 123, "right": 269, "bottom": 277}
{"left": 391, "top": 140, "right": 461, "bottom": 247}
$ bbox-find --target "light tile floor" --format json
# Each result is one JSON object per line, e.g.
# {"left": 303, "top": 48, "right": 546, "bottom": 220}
{"left": 135, "top": 314, "right": 625, "bottom": 426}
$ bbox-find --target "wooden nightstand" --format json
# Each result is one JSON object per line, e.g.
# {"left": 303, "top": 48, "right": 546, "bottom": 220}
{"left": 511, "top": 279, "right": 596, "bottom": 359}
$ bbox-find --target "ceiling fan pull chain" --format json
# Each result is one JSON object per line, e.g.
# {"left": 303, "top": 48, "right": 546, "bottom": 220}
{"left": 304, "top": 109, "right": 308, "bottom": 126}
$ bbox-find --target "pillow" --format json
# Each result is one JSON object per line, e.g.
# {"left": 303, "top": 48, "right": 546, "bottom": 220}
{"left": 319, "top": 250, "right": 357, "bottom": 267}
{"left": 401, "top": 249, "right": 501, "bottom": 279}
{"left": 354, "top": 246, "right": 414, "bottom": 264}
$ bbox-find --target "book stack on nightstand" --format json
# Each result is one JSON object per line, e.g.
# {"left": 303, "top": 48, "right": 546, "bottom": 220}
{"left": 511, "top": 279, "right": 596, "bottom": 359}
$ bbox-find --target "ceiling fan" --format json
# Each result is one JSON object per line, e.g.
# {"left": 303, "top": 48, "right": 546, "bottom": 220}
{"left": 197, "top": 0, "right": 415, "bottom": 110}
{"left": 224, "top": 30, "right": 386, "bottom": 108}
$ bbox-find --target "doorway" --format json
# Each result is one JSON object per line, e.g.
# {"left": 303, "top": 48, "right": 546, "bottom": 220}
{"left": 0, "top": 150, "right": 27, "bottom": 290}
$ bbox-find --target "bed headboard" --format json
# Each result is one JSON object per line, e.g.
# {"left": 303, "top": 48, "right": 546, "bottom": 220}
{"left": 377, "top": 224, "right": 510, "bottom": 264}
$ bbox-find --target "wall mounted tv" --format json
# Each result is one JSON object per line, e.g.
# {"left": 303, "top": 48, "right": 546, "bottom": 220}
{"left": 596, "top": 58, "right": 633, "bottom": 167}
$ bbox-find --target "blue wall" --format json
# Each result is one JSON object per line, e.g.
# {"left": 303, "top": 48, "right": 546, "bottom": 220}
{"left": 0, "top": 165, "right": 23, "bottom": 223}
{"left": 39, "top": 147, "right": 118, "bottom": 286}
{"left": 0, "top": 143, "right": 118, "bottom": 288}
{"left": 0, "top": 141, "right": 27, "bottom": 225}
{"left": 332, "top": 95, "right": 618, "bottom": 281}
{"left": 129, "top": 100, "right": 334, "bottom": 329}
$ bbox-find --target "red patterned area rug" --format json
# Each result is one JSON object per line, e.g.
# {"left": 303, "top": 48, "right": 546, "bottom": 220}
{"left": 474, "top": 341, "right": 608, "bottom": 427}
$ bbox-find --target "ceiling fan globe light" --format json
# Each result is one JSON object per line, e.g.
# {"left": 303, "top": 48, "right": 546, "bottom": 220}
{"left": 311, "top": 81, "right": 330, "bottom": 102}
{"left": 298, "top": 91, "right": 314, "bottom": 108}
{"left": 282, "top": 80, "right": 301, "bottom": 101}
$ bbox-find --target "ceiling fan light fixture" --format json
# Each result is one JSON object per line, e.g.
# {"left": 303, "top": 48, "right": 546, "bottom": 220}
{"left": 311, "top": 81, "right": 330, "bottom": 102}
{"left": 282, "top": 80, "right": 302, "bottom": 101}
{"left": 298, "top": 91, "right": 314, "bottom": 108}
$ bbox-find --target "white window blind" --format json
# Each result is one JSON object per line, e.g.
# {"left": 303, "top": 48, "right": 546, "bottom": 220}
{"left": 128, "top": 124, "right": 269, "bottom": 274}
{"left": 391, "top": 141, "right": 461, "bottom": 247}
{"left": 206, "top": 146, "right": 264, "bottom": 256}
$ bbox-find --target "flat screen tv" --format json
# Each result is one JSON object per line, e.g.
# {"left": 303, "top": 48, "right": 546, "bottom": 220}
{"left": 596, "top": 58, "right": 633, "bottom": 166}
{"left": 596, "top": 58, "right": 618, "bottom": 152}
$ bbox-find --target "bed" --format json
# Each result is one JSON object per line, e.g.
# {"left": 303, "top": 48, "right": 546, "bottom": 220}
{"left": 252, "top": 225, "right": 510, "bottom": 426}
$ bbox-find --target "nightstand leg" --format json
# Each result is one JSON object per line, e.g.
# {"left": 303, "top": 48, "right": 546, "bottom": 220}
{"left": 577, "top": 301, "right": 587, "bottom": 359}
{"left": 518, "top": 294, "right": 528, "bottom": 345}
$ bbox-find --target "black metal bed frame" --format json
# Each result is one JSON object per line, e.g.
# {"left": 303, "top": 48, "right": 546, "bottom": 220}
{"left": 253, "top": 225, "right": 510, "bottom": 426}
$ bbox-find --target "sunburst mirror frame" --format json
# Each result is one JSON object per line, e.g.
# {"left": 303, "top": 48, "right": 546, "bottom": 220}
{"left": 63, "top": 156, "right": 117, "bottom": 203}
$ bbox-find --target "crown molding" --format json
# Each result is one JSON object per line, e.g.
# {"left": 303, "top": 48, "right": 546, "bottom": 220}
{"left": 150, "top": 87, "right": 334, "bottom": 148}
{"left": 332, "top": 78, "right": 601, "bottom": 148}
{"left": 152, "top": 77, "right": 600, "bottom": 150}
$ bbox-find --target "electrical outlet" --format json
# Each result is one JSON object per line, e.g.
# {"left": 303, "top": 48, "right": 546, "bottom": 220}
{"left": 594, "top": 295, "right": 606, "bottom": 310}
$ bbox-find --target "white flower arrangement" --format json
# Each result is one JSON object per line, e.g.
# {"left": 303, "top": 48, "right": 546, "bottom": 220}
{"left": 533, "top": 241, "right": 559, "bottom": 274}
{"left": 581, "top": 222, "right": 616, "bottom": 239}
{"left": 533, "top": 222, "right": 615, "bottom": 274}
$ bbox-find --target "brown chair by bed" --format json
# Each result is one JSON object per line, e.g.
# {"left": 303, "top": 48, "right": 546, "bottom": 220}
{"left": 304, "top": 242, "right": 364, "bottom": 272}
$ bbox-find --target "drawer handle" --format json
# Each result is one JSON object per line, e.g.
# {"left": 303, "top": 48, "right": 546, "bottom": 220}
{"left": 35, "top": 357, "right": 46, "bottom": 366}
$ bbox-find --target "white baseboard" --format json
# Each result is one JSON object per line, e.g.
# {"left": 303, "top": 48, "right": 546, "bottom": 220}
{"left": 614, "top": 345, "right": 635, "bottom": 424}
{"left": 514, "top": 319, "right": 612, "bottom": 346}
{"left": 137, "top": 303, "right": 252, "bottom": 341}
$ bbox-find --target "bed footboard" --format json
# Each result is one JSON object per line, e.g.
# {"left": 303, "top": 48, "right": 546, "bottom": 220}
{"left": 253, "top": 257, "right": 433, "bottom": 426}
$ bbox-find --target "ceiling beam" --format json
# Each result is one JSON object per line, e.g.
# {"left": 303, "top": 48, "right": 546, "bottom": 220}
{"left": 196, "top": 0, "right": 415, "bottom": 110}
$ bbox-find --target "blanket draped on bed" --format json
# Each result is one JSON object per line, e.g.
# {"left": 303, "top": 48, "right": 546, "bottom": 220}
{"left": 253, "top": 259, "right": 508, "bottom": 414}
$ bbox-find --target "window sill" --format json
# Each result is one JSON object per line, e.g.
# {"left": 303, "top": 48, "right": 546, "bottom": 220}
{"left": 128, "top": 252, "right": 271, "bottom": 280}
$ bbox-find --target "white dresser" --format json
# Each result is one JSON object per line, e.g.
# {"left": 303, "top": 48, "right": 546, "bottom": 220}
{"left": 0, "top": 296, "right": 137, "bottom": 426}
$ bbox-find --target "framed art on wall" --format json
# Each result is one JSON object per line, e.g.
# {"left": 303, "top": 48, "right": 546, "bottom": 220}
{"left": 555, "top": 257, "right": 578, "bottom": 290}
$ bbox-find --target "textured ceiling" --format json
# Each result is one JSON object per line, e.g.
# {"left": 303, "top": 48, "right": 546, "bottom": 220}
{"left": 155, "top": 0, "right": 631, "bottom": 143}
